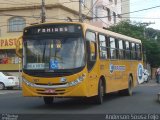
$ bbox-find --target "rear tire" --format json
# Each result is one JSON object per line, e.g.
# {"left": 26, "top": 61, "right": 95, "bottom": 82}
{"left": 125, "top": 76, "right": 133, "bottom": 96}
{"left": 94, "top": 80, "right": 104, "bottom": 104}
{"left": 0, "top": 83, "right": 5, "bottom": 90}
{"left": 120, "top": 76, "right": 133, "bottom": 96}
{"left": 43, "top": 97, "right": 54, "bottom": 105}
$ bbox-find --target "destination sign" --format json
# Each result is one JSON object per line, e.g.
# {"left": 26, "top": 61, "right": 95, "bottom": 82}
{"left": 24, "top": 24, "right": 82, "bottom": 35}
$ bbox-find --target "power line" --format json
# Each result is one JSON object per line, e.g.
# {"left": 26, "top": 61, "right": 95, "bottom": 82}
{"left": 0, "top": 1, "right": 40, "bottom": 6}
{"left": 3, "top": 0, "right": 40, "bottom": 5}
{"left": 0, "top": 12, "right": 77, "bottom": 21}
{"left": 121, "top": 17, "right": 160, "bottom": 20}
{"left": 83, "top": 0, "right": 99, "bottom": 22}
{"left": 1, "top": 11, "right": 160, "bottom": 21}
{"left": 92, "top": 5, "right": 160, "bottom": 19}
{"left": 82, "top": 2, "right": 109, "bottom": 27}
{"left": 60, "top": 1, "right": 79, "bottom": 5}
{"left": 122, "top": 5, "right": 160, "bottom": 15}
{"left": 0, "top": 0, "right": 79, "bottom": 6}
{"left": 0, "top": 13, "right": 39, "bottom": 18}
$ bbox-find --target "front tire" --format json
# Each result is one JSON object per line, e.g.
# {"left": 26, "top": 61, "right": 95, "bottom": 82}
{"left": 94, "top": 80, "right": 104, "bottom": 104}
{"left": 120, "top": 76, "right": 133, "bottom": 96}
{"left": 43, "top": 97, "right": 54, "bottom": 105}
{"left": 0, "top": 83, "right": 5, "bottom": 90}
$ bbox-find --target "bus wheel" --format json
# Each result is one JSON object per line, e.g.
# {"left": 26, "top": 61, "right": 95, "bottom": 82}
{"left": 43, "top": 97, "right": 54, "bottom": 105}
{"left": 94, "top": 80, "right": 104, "bottom": 104}
{"left": 0, "top": 83, "right": 5, "bottom": 90}
{"left": 123, "top": 76, "right": 133, "bottom": 96}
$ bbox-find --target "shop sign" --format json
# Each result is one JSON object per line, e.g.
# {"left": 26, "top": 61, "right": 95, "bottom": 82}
{"left": 0, "top": 36, "right": 22, "bottom": 49}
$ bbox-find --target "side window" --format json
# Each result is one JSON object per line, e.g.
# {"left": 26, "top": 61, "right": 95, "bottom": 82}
{"left": 131, "top": 43, "right": 136, "bottom": 60}
{"left": 86, "top": 31, "right": 96, "bottom": 71}
{"left": 110, "top": 37, "right": 117, "bottom": 59}
{"left": 136, "top": 44, "right": 142, "bottom": 60}
{"left": 99, "top": 34, "right": 107, "bottom": 59}
{"left": 118, "top": 40, "right": 124, "bottom": 59}
{"left": 125, "top": 41, "right": 130, "bottom": 60}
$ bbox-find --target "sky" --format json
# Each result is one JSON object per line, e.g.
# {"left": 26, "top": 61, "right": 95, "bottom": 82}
{"left": 130, "top": 0, "right": 160, "bottom": 30}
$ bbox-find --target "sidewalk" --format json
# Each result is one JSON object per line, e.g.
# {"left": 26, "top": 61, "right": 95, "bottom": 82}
{"left": 139, "top": 79, "right": 160, "bottom": 87}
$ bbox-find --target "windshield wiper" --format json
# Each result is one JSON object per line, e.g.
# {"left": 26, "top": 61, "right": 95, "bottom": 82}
{"left": 42, "top": 42, "right": 46, "bottom": 62}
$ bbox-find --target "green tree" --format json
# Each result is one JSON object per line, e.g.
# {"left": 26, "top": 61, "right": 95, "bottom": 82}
{"left": 108, "top": 20, "right": 160, "bottom": 67}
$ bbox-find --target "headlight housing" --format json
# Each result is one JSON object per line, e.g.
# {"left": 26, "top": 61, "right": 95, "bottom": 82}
{"left": 68, "top": 73, "right": 86, "bottom": 87}
{"left": 22, "top": 78, "right": 35, "bottom": 87}
{"left": 22, "top": 73, "right": 86, "bottom": 88}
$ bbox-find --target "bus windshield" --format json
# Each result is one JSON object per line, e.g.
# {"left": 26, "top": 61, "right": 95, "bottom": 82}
{"left": 23, "top": 37, "right": 85, "bottom": 71}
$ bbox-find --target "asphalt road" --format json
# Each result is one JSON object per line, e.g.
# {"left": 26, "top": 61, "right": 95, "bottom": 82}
{"left": 0, "top": 81, "right": 160, "bottom": 119}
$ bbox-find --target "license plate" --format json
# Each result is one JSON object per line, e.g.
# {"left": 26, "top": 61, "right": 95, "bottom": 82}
{"left": 44, "top": 89, "right": 55, "bottom": 93}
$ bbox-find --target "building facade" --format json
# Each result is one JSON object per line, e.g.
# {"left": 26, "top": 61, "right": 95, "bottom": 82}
{"left": 121, "top": 0, "right": 130, "bottom": 20}
{"left": 91, "top": 0, "right": 130, "bottom": 28}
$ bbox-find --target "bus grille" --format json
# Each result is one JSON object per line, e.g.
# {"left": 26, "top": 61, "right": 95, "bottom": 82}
{"left": 35, "top": 83, "right": 67, "bottom": 85}
{"left": 36, "top": 89, "right": 66, "bottom": 95}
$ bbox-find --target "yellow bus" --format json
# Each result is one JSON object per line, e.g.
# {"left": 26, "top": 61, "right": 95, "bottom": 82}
{"left": 16, "top": 22, "right": 143, "bottom": 104}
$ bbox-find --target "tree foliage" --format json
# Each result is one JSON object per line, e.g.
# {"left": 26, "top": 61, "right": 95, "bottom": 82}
{"left": 108, "top": 20, "right": 160, "bottom": 67}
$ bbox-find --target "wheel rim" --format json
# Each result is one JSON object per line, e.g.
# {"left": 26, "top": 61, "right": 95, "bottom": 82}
{"left": 101, "top": 85, "right": 104, "bottom": 97}
{"left": 0, "top": 84, "right": 4, "bottom": 90}
{"left": 100, "top": 82, "right": 104, "bottom": 102}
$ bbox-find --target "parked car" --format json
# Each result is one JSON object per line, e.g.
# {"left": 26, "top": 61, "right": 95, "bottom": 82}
{"left": 143, "top": 69, "right": 150, "bottom": 82}
{"left": 0, "top": 72, "right": 19, "bottom": 90}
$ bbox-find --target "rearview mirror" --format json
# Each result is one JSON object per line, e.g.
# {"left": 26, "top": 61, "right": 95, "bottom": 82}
{"left": 15, "top": 36, "right": 22, "bottom": 58}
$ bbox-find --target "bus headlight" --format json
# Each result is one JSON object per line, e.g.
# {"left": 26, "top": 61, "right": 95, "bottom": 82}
{"left": 22, "top": 78, "right": 35, "bottom": 87}
{"left": 68, "top": 74, "right": 86, "bottom": 87}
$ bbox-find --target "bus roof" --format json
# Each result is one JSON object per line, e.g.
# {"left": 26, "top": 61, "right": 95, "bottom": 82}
{"left": 25, "top": 22, "right": 141, "bottom": 43}
{"left": 81, "top": 23, "right": 141, "bottom": 43}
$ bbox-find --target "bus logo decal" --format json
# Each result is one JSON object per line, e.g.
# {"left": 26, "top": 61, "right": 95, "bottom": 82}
{"left": 137, "top": 63, "right": 143, "bottom": 84}
{"left": 110, "top": 64, "right": 114, "bottom": 73}
{"left": 109, "top": 64, "right": 125, "bottom": 74}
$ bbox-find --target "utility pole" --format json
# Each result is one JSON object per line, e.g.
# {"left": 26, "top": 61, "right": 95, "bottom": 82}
{"left": 141, "top": 22, "right": 155, "bottom": 38}
{"left": 79, "top": 0, "right": 82, "bottom": 22}
{"left": 141, "top": 22, "right": 155, "bottom": 69}
{"left": 41, "top": 0, "right": 46, "bottom": 23}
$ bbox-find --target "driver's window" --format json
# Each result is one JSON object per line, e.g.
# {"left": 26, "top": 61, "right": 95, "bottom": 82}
{"left": 86, "top": 31, "right": 96, "bottom": 71}
{"left": 90, "top": 42, "right": 96, "bottom": 61}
